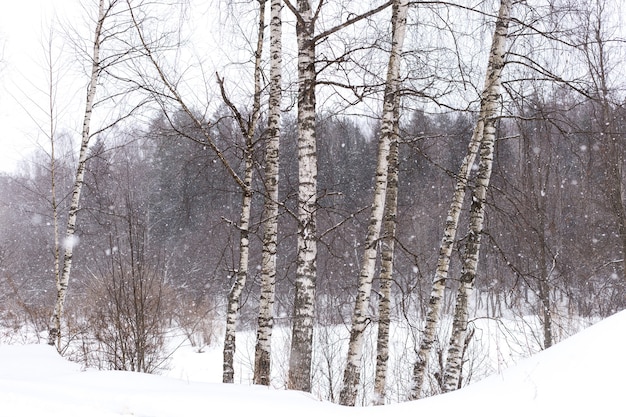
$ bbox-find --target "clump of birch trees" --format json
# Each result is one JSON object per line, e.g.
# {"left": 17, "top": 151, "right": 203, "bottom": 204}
{"left": 0, "top": 0, "right": 624, "bottom": 408}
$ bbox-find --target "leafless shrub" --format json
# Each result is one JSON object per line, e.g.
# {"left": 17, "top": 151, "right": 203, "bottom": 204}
{"left": 82, "top": 260, "right": 174, "bottom": 373}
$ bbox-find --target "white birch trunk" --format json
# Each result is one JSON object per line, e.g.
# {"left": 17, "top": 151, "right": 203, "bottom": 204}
{"left": 410, "top": 0, "right": 511, "bottom": 399}
{"left": 222, "top": 0, "right": 266, "bottom": 384}
{"left": 442, "top": 95, "right": 503, "bottom": 392}
{"left": 128, "top": 2, "right": 266, "bottom": 380}
{"left": 48, "top": 0, "right": 106, "bottom": 348}
{"left": 410, "top": 83, "right": 484, "bottom": 400}
{"left": 442, "top": 0, "right": 511, "bottom": 392}
{"left": 254, "top": 0, "right": 282, "bottom": 386}
{"left": 287, "top": 0, "right": 318, "bottom": 393}
{"left": 373, "top": 128, "right": 400, "bottom": 406}
{"left": 47, "top": 36, "right": 62, "bottom": 349}
{"left": 339, "top": 0, "right": 408, "bottom": 406}
{"left": 222, "top": 161, "right": 254, "bottom": 383}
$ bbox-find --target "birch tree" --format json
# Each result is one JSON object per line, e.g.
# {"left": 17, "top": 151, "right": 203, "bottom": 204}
{"left": 282, "top": 0, "right": 392, "bottom": 393}
{"left": 253, "top": 0, "right": 282, "bottom": 386}
{"left": 221, "top": 0, "right": 265, "bottom": 384}
{"left": 441, "top": 0, "right": 510, "bottom": 383}
{"left": 285, "top": 0, "right": 318, "bottom": 392}
{"left": 372, "top": 118, "right": 400, "bottom": 405}
{"left": 339, "top": 0, "right": 408, "bottom": 406}
{"left": 40, "top": 29, "right": 63, "bottom": 351}
{"left": 48, "top": 0, "right": 109, "bottom": 348}
{"left": 127, "top": 0, "right": 266, "bottom": 383}
{"left": 410, "top": 0, "right": 511, "bottom": 399}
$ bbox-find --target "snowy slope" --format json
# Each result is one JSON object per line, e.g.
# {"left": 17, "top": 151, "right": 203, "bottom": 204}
{"left": 1, "top": 310, "right": 624, "bottom": 417}
{"left": 379, "top": 310, "right": 625, "bottom": 416}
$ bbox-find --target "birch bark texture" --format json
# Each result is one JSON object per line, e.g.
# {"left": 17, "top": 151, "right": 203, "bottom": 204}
{"left": 442, "top": 0, "right": 511, "bottom": 386}
{"left": 287, "top": 0, "right": 318, "bottom": 393}
{"left": 46, "top": 33, "right": 62, "bottom": 352}
{"left": 48, "top": 0, "right": 107, "bottom": 348}
{"left": 373, "top": 124, "right": 400, "bottom": 405}
{"left": 281, "top": 0, "right": 394, "bottom": 392}
{"left": 222, "top": 0, "right": 266, "bottom": 384}
{"left": 254, "top": 0, "right": 282, "bottom": 386}
{"left": 410, "top": 0, "right": 511, "bottom": 399}
{"left": 339, "top": 0, "right": 408, "bottom": 406}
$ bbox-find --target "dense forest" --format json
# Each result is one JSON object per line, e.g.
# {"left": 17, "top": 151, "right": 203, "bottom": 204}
{"left": 0, "top": 0, "right": 624, "bottom": 407}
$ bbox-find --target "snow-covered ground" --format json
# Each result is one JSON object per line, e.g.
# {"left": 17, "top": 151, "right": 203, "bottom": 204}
{"left": 1, "top": 310, "right": 623, "bottom": 417}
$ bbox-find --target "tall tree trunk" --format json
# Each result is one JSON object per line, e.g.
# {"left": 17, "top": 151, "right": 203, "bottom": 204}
{"left": 48, "top": 0, "right": 106, "bottom": 349}
{"left": 339, "top": 0, "right": 408, "bottom": 406}
{"left": 222, "top": 157, "right": 254, "bottom": 384}
{"left": 46, "top": 32, "right": 62, "bottom": 350}
{"left": 373, "top": 126, "right": 400, "bottom": 405}
{"left": 607, "top": 148, "right": 626, "bottom": 281}
{"left": 524, "top": 131, "right": 554, "bottom": 350}
{"left": 409, "top": 102, "right": 483, "bottom": 400}
{"left": 222, "top": 0, "right": 265, "bottom": 384}
{"left": 287, "top": 0, "right": 318, "bottom": 393}
{"left": 282, "top": 0, "right": 391, "bottom": 393}
{"left": 254, "top": 0, "right": 282, "bottom": 386}
{"left": 410, "top": 0, "right": 511, "bottom": 399}
{"left": 537, "top": 217, "right": 554, "bottom": 349}
{"left": 442, "top": 87, "right": 503, "bottom": 391}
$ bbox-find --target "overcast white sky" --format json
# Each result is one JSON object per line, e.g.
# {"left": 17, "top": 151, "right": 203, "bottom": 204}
{"left": 0, "top": 1, "right": 71, "bottom": 172}
{"left": 0, "top": 0, "right": 279, "bottom": 175}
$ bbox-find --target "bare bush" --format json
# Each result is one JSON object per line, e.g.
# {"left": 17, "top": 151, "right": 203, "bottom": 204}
{"left": 83, "top": 260, "right": 174, "bottom": 373}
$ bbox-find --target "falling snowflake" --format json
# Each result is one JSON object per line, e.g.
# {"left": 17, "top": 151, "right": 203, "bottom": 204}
{"left": 63, "top": 235, "right": 80, "bottom": 250}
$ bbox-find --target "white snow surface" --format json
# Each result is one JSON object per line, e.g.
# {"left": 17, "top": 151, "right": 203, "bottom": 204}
{"left": 1, "top": 310, "right": 625, "bottom": 417}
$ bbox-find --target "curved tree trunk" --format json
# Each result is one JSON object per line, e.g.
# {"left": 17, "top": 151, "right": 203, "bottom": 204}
{"left": 410, "top": 0, "right": 511, "bottom": 399}
{"left": 48, "top": 0, "right": 107, "bottom": 349}
{"left": 339, "top": 0, "right": 408, "bottom": 406}
{"left": 222, "top": 0, "right": 266, "bottom": 384}
{"left": 409, "top": 107, "right": 484, "bottom": 400}
{"left": 222, "top": 159, "right": 254, "bottom": 384}
{"left": 442, "top": 98, "right": 502, "bottom": 392}
{"left": 254, "top": 0, "right": 283, "bottom": 386}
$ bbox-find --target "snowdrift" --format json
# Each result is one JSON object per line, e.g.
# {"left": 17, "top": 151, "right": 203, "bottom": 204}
{"left": 1, "top": 310, "right": 625, "bottom": 416}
